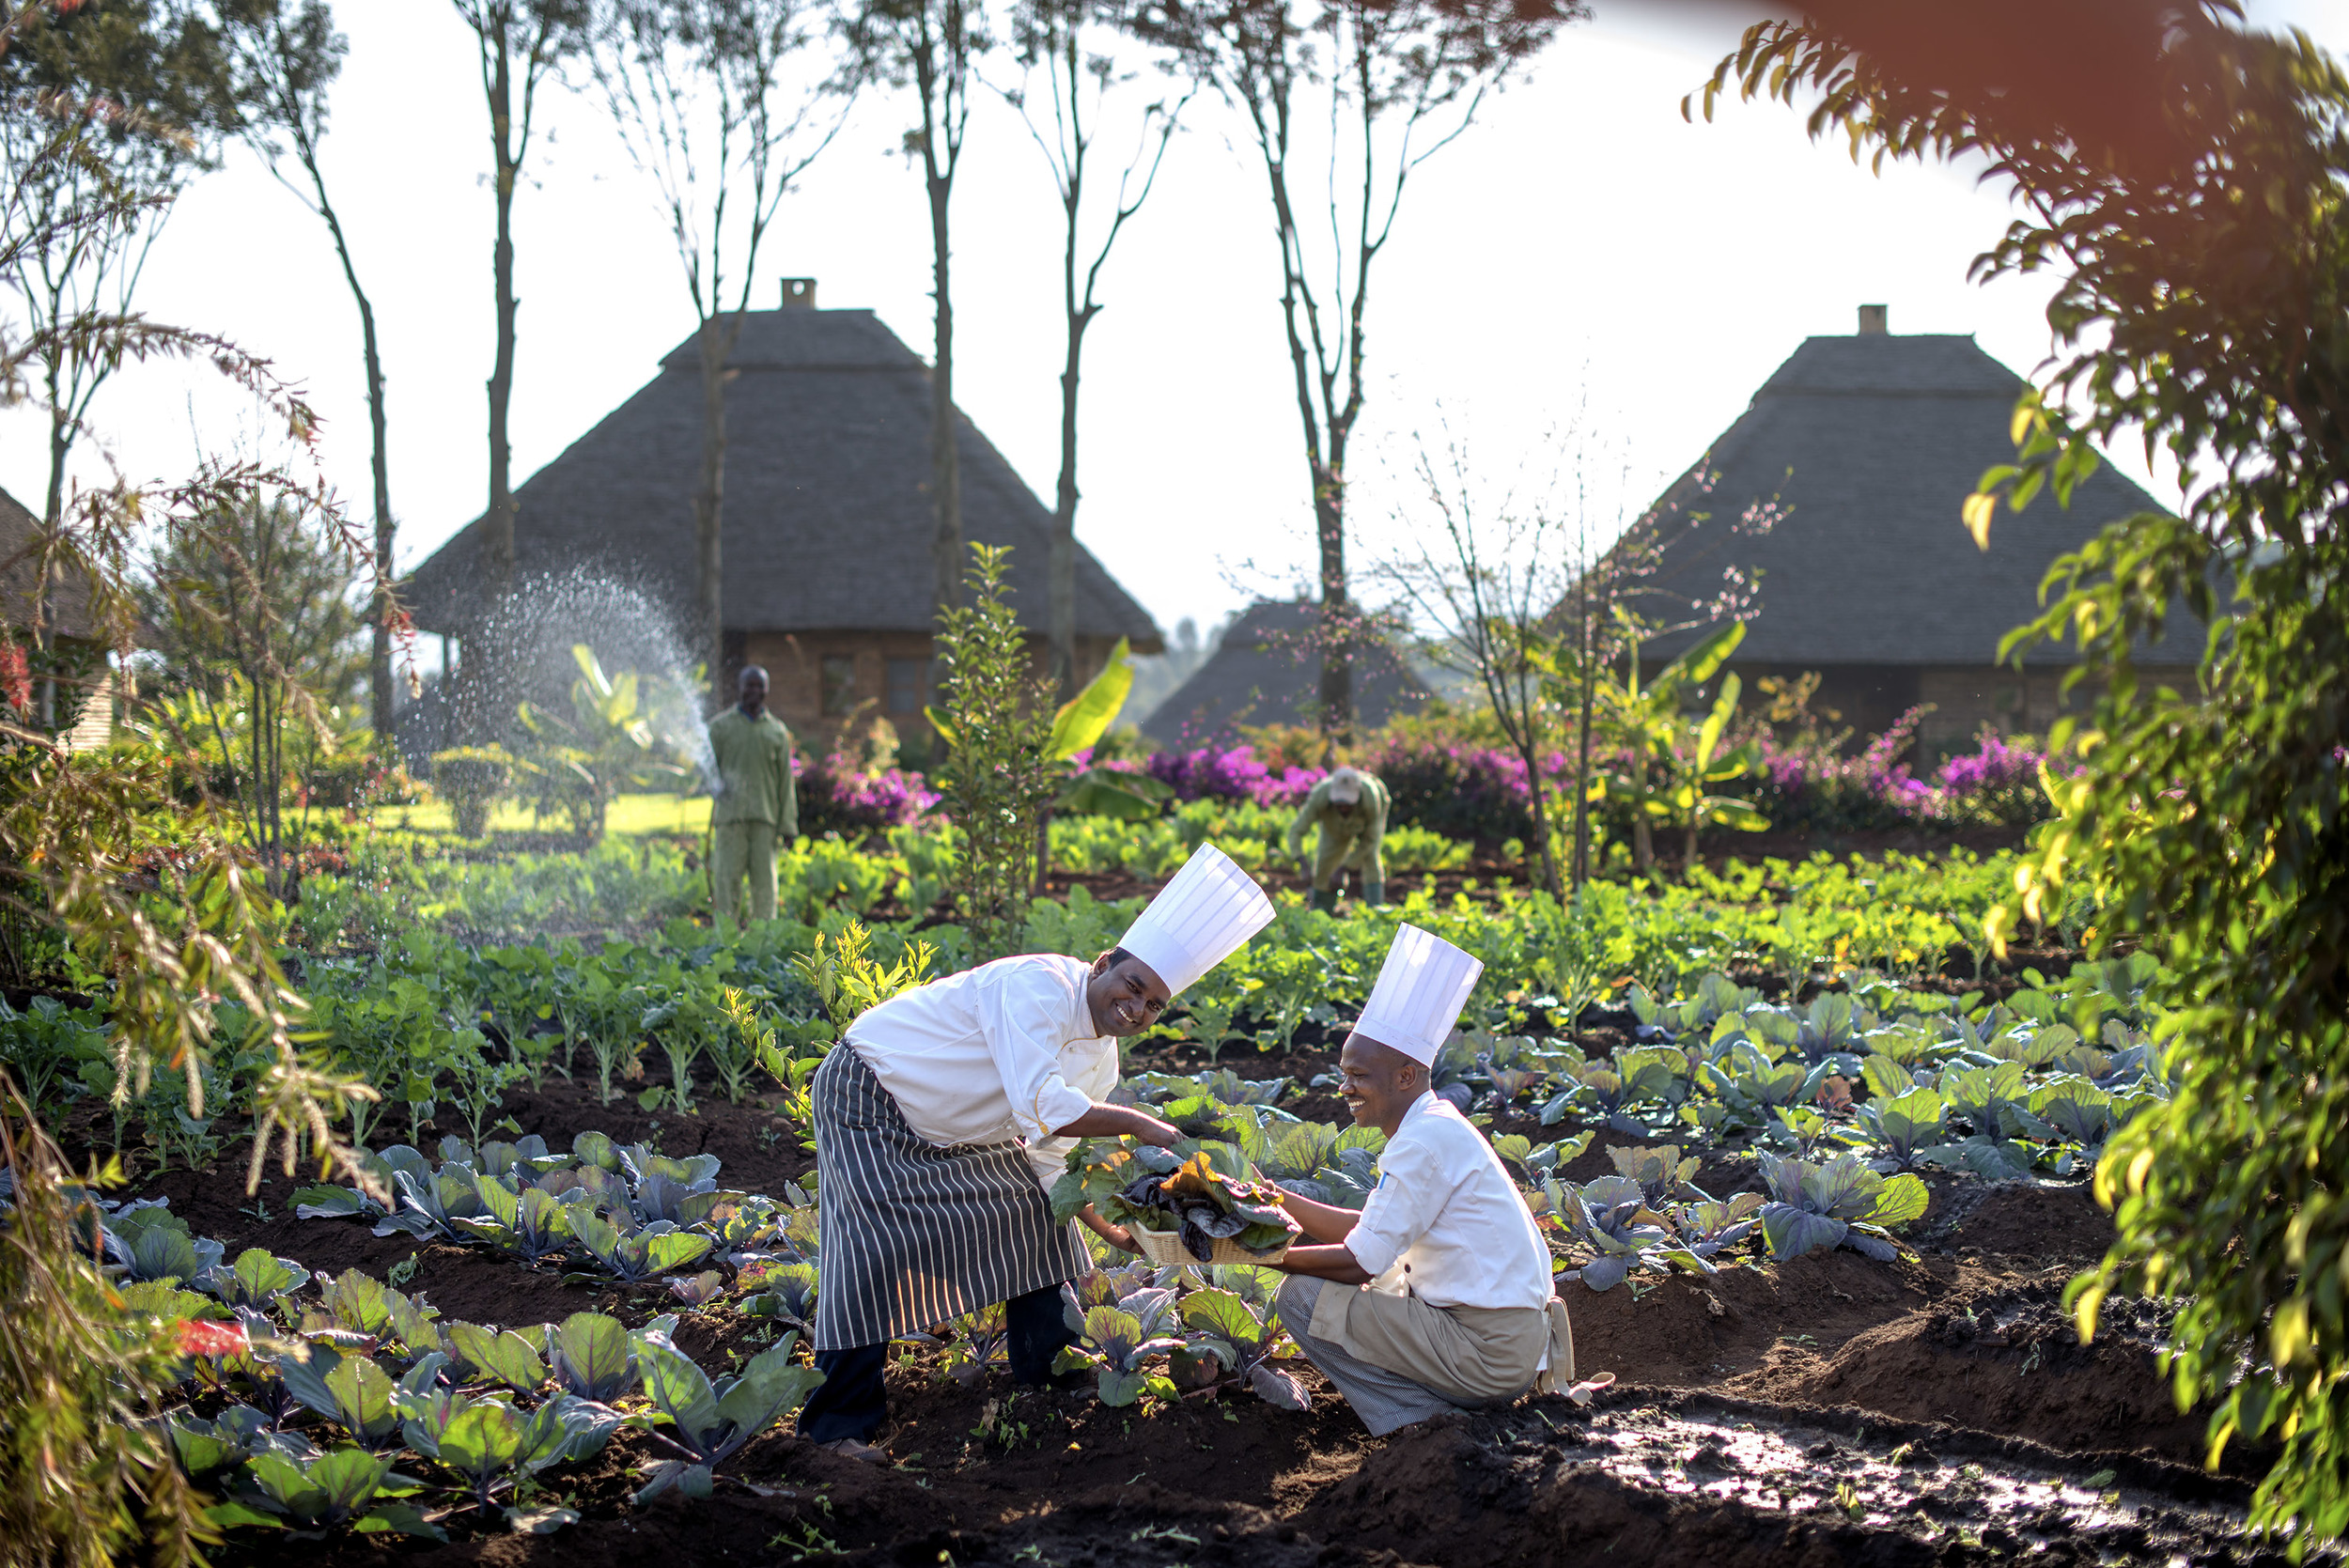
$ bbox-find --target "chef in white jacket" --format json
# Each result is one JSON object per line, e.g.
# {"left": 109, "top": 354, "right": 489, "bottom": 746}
{"left": 799, "top": 844, "right": 1275, "bottom": 1459}
{"left": 1268, "top": 924, "right": 1592, "bottom": 1434}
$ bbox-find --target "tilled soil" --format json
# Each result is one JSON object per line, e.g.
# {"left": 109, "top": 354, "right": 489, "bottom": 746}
{"left": 132, "top": 1076, "right": 2312, "bottom": 1568}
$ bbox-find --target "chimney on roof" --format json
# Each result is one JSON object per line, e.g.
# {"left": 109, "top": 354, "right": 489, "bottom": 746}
{"left": 781, "top": 277, "right": 817, "bottom": 309}
{"left": 1858, "top": 303, "right": 1889, "bottom": 334}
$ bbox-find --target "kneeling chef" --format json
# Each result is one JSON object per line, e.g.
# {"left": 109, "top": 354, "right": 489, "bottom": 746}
{"left": 1267, "top": 924, "right": 1599, "bottom": 1434}
{"left": 798, "top": 843, "right": 1276, "bottom": 1459}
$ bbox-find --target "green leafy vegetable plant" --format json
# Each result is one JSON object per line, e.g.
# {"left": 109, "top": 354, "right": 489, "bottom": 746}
{"left": 1755, "top": 1151, "right": 1928, "bottom": 1262}
{"left": 630, "top": 1325, "right": 826, "bottom": 1499}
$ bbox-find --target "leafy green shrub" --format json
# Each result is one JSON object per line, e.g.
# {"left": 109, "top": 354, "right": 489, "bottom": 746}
{"left": 430, "top": 745, "right": 516, "bottom": 839}
{"left": 929, "top": 544, "right": 1058, "bottom": 960}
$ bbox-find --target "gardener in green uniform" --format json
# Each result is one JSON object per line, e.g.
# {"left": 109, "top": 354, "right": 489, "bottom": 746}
{"left": 708, "top": 665, "right": 796, "bottom": 929}
{"left": 1285, "top": 766, "right": 1390, "bottom": 913}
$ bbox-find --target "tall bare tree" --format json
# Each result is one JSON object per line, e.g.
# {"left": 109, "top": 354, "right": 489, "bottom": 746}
{"left": 997, "top": 0, "right": 1188, "bottom": 700}
{"left": 847, "top": 0, "right": 987, "bottom": 659}
{"left": 1380, "top": 427, "right": 1572, "bottom": 895}
{"left": 226, "top": 0, "right": 406, "bottom": 737}
{"left": 1133, "top": 0, "right": 1578, "bottom": 741}
{"left": 589, "top": 0, "right": 857, "bottom": 702}
{"left": 451, "top": 0, "right": 585, "bottom": 598}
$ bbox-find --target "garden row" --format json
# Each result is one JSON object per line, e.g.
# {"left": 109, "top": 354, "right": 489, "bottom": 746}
{"left": 46, "top": 944, "right": 2181, "bottom": 1547}
{"left": 9, "top": 844, "right": 2076, "bottom": 1172}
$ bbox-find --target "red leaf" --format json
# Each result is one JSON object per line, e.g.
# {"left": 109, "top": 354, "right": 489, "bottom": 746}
{"left": 177, "top": 1318, "right": 249, "bottom": 1358}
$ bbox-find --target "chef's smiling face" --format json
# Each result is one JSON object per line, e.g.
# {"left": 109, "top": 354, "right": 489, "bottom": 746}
{"left": 1337, "top": 1033, "right": 1423, "bottom": 1135}
{"left": 1086, "top": 951, "right": 1171, "bottom": 1037}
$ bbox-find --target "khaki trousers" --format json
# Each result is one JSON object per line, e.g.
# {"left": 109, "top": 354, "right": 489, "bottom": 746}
{"left": 1275, "top": 1275, "right": 1576, "bottom": 1436}
{"left": 1311, "top": 821, "right": 1383, "bottom": 892}
{"left": 712, "top": 819, "right": 779, "bottom": 928}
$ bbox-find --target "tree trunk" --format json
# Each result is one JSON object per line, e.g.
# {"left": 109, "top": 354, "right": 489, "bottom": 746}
{"left": 1523, "top": 737, "right": 1561, "bottom": 898}
{"left": 485, "top": 26, "right": 520, "bottom": 597}
{"left": 926, "top": 157, "right": 962, "bottom": 665}
{"left": 1571, "top": 604, "right": 1595, "bottom": 888}
{"left": 39, "top": 402, "right": 67, "bottom": 726}
{"left": 1313, "top": 457, "right": 1351, "bottom": 744}
{"left": 694, "top": 315, "right": 735, "bottom": 706}
{"left": 318, "top": 202, "right": 396, "bottom": 739}
{"left": 1049, "top": 300, "right": 1091, "bottom": 705}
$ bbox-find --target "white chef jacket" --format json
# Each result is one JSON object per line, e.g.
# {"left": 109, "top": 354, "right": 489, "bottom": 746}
{"left": 1344, "top": 1091, "right": 1553, "bottom": 1312}
{"left": 843, "top": 954, "right": 1118, "bottom": 1182}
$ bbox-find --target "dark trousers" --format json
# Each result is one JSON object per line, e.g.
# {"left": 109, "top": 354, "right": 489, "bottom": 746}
{"left": 800, "top": 1282, "right": 1074, "bottom": 1444}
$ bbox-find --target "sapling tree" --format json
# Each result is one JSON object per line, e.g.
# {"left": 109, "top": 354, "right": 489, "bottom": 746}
{"left": 927, "top": 544, "right": 1057, "bottom": 959}
{"left": 1130, "top": 0, "right": 1580, "bottom": 739}
{"left": 1379, "top": 427, "right": 1575, "bottom": 894}
{"left": 1556, "top": 456, "right": 1781, "bottom": 884}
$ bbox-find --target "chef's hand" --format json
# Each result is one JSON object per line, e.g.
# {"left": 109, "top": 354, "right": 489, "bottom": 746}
{"left": 1078, "top": 1204, "right": 1141, "bottom": 1255}
{"left": 1052, "top": 1103, "right": 1183, "bottom": 1148}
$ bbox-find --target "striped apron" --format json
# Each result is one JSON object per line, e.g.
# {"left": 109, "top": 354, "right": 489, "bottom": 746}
{"left": 810, "top": 1044, "right": 1090, "bottom": 1351}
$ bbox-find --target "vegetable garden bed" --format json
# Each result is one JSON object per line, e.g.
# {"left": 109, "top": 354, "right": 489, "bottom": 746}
{"left": 61, "top": 967, "right": 2322, "bottom": 1568}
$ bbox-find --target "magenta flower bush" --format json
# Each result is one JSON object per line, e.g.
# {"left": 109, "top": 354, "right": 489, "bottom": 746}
{"left": 1139, "top": 737, "right": 1563, "bottom": 836}
{"left": 800, "top": 716, "right": 2061, "bottom": 845}
{"left": 1355, "top": 731, "right": 1572, "bottom": 842}
{"left": 1736, "top": 714, "right": 2065, "bottom": 831}
{"left": 794, "top": 752, "right": 941, "bottom": 837}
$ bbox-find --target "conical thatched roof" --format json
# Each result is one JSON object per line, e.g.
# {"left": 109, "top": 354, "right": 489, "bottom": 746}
{"left": 1139, "top": 601, "right": 1429, "bottom": 745}
{"left": 404, "top": 303, "right": 1160, "bottom": 650}
{"left": 1633, "top": 326, "right": 2196, "bottom": 667}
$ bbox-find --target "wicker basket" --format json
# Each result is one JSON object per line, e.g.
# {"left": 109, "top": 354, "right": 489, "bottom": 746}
{"left": 1128, "top": 1222, "right": 1291, "bottom": 1269}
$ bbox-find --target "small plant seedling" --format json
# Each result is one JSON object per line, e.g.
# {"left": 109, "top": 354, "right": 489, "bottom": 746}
{"left": 2082, "top": 1468, "right": 2117, "bottom": 1488}
{"left": 1130, "top": 1525, "right": 1199, "bottom": 1545}
{"left": 387, "top": 1252, "right": 420, "bottom": 1288}
{"left": 768, "top": 1521, "right": 842, "bottom": 1561}
{"left": 1834, "top": 1481, "right": 1864, "bottom": 1521}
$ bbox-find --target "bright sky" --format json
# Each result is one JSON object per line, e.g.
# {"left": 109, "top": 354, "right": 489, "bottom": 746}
{"left": 6, "top": 0, "right": 2343, "bottom": 656}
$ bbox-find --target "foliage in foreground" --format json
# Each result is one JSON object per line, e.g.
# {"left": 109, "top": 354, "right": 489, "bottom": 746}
{"left": 1709, "top": 9, "right": 2349, "bottom": 1545}
{"left": 0, "top": 1083, "right": 206, "bottom": 1568}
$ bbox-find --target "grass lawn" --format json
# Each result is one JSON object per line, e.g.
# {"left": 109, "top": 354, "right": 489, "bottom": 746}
{"left": 371, "top": 792, "right": 713, "bottom": 839}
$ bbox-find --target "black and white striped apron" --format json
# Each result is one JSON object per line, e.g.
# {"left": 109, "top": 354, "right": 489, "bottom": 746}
{"left": 811, "top": 1043, "right": 1089, "bottom": 1351}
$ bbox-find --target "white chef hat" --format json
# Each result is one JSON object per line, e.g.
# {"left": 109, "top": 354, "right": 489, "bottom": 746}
{"left": 1352, "top": 923, "right": 1484, "bottom": 1067}
{"left": 1116, "top": 842, "right": 1277, "bottom": 997}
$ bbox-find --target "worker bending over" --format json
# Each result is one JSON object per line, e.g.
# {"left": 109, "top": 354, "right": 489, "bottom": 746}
{"left": 1268, "top": 924, "right": 1600, "bottom": 1433}
{"left": 1284, "top": 765, "right": 1390, "bottom": 913}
